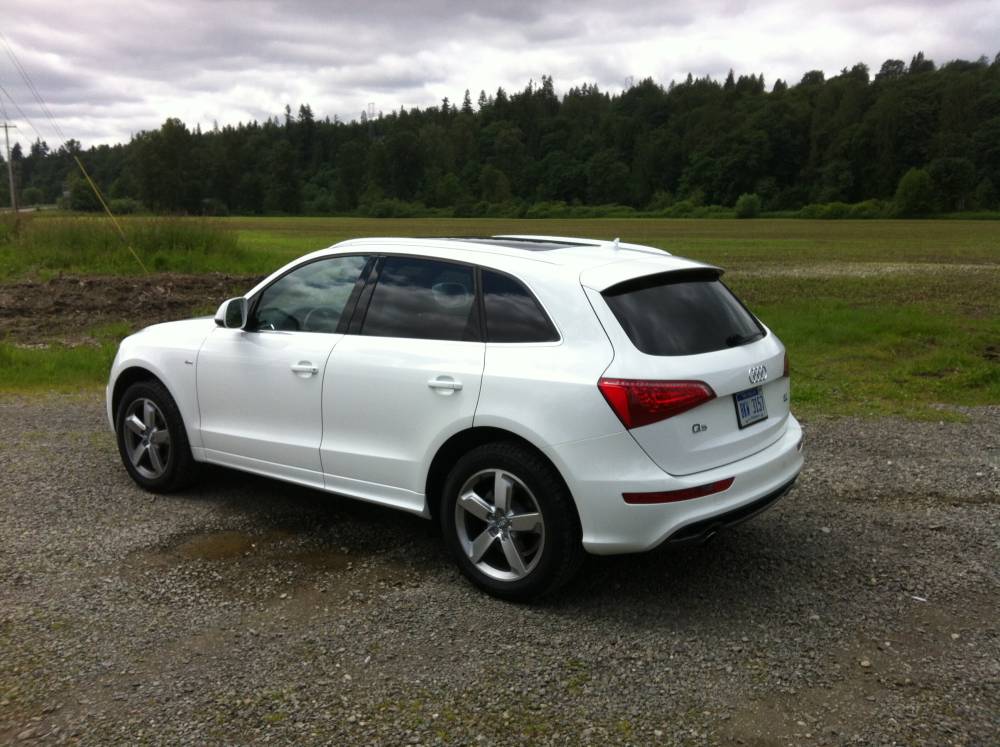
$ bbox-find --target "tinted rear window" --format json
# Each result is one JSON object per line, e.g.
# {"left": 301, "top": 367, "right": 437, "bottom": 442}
{"left": 482, "top": 270, "right": 558, "bottom": 343}
{"left": 361, "top": 257, "right": 479, "bottom": 341}
{"left": 602, "top": 270, "right": 764, "bottom": 356}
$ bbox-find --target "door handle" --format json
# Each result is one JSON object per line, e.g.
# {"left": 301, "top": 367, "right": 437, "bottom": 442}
{"left": 290, "top": 362, "right": 319, "bottom": 375}
{"left": 427, "top": 377, "right": 463, "bottom": 391}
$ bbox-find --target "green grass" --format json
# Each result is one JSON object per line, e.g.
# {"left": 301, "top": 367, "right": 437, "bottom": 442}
{"left": 757, "top": 301, "right": 998, "bottom": 418}
{"left": 0, "top": 343, "right": 117, "bottom": 392}
{"left": 0, "top": 215, "right": 253, "bottom": 279}
{"left": 0, "top": 322, "right": 127, "bottom": 393}
{"left": 1, "top": 215, "right": 997, "bottom": 419}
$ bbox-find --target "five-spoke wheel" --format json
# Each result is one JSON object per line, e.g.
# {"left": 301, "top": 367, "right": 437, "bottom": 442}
{"left": 441, "top": 441, "right": 583, "bottom": 600}
{"left": 115, "top": 380, "right": 198, "bottom": 493}
{"left": 455, "top": 469, "right": 545, "bottom": 581}
{"left": 121, "top": 398, "right": 172, "bottom": 479}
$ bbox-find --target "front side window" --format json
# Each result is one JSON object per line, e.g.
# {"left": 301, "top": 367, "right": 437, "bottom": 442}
{"left": 482, "top": 270, "right": 558, "bottom": 343}
{"left": 361, "top": 257, "right": 479, "bottom": 341}
{"left": 253, "top": 255, "right": 368, "bottom": 333}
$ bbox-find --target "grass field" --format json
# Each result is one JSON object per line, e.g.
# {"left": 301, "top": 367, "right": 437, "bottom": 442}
{"left": 1, "top": 216, "right": 997, "bottom": 419}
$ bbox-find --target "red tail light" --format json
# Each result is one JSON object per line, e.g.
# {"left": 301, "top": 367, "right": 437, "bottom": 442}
{"left": 598, "top": 378, "right": 716, "bottom": 429}
{"left": 783, "top": 351, "right": 789, "bottom": 377}
{"left": 623, "top": 477, "right": 734, "bottom": 504}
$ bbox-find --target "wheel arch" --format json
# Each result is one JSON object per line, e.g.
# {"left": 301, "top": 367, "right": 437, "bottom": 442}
{"left": 424, "top": 426, "right": 578, "bottom": 525}
{"left": 111, "top": 366, "right": 166, "bottom": 423}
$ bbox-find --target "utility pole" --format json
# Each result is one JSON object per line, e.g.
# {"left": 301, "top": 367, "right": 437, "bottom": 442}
{"left": 2, "top": 122, "right": 16, "bottom": 214}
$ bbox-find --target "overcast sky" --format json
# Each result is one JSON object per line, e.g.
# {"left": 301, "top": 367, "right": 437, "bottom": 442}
{"left": 1, "top": 0, "right": 997, "bottom": 150}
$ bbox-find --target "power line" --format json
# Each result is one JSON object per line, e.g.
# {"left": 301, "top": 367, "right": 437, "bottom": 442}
{"left": 0, "top": 82, "right": 48, "bottom": 144}
{"left": 0, "top": 33, "right": 147, "bottom": 274}
{"left": 0, "top": 31, "right": 66, "bottom": 142}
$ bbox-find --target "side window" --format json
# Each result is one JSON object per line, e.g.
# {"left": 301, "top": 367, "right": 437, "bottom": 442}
{"left": 360, "top": 257, "right": 479, "bottom": 341}
{"left": 253, "top": 255, "right": 368, "bottom": 333}
{"left": 482, "top": 270, "right": 558, "bottom": 343}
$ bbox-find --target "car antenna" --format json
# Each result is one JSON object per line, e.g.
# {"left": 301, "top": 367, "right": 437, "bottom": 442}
{"left": 612, "top": 237, "right": 620, "bottom": 251}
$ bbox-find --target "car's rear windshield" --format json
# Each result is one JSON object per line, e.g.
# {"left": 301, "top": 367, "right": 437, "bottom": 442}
{"left": 602, "top": 269, "right": 765, "bottom": 356}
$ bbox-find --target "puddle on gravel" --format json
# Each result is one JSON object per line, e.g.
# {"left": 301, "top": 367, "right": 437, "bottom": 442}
{"left": 138, "top": 529, "right": 353, "bottom": 570}
{"left": 176, "top": 530, "right": 258, "bottom": 560}
{"left": 126, "top": 528, "right": 430, "bottom": 603}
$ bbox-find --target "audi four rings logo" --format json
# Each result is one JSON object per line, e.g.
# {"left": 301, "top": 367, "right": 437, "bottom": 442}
{"left": 748, "top": 364, "right": 768, "bottom": 384}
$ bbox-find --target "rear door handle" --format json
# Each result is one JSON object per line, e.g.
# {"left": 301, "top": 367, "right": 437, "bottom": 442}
{"left": 428, "top": 377, "right": 462, "bottom": 391}
{"left": 291, "top": 362, "right": 319, "bottom": 375}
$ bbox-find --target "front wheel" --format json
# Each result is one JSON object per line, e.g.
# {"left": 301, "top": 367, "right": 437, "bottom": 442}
{"left": 440, "top": 442, "right": 583, "bottom": 600}
{"left": 115, "top": 380, "right": 199, "bottom": 493}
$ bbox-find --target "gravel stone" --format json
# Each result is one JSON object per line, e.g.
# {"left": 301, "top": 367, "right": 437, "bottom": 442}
{"left": 1, "top": 395, "right": 997, "bottom": 745}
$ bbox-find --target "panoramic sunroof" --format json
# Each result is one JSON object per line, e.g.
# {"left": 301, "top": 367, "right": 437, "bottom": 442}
{"left": 437, "top": 237, "right": 600, "bottom": 252}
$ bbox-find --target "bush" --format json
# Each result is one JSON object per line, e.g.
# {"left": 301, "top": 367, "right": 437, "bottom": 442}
{"left": 974, "top": 178, "right": 998, "bottom": 210}
{"left": 522, "top": 201, "right": 637, "bottom": 219}
{"left": 848, "top": 199, "right": 889, "bottom": 219}
{"left": 109, "top": 197, "right": 142, "bottom": 215}
{"left": 734, "top": 193, "right": 762, "bottom": 218}
{"left": 21, "top": 187, "right": 44, "bottom": 206}
{"left": 663, "top": 199, "right": 695, "bottom": 217}
{"left": 893, "top": 168, "right": 935, "bottom": 217}
{"left": 820, "top": 201, "right": 851, "bottom": 219}
{"left": 645, "top": 190, "right": 674, "bottom": 211}
{"left": 452, "top": 195, "right": 478, "bottom": 217}
{"left": 200, "top": 197, "right": 229, "bottom": 216}
{"left": 796, "top": 200, "right": 889, "bottom": 219}
{"left": 67, "top": 175, "right": 101, "bottom": 212}
{"left": 645, "top": 201, "right": 733, "bottom": 218}
{"left": 363, "top": 198, "right": 426, "bottom": 218}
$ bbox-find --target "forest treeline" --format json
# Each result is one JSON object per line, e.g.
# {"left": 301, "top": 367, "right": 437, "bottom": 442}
{"left": 4, "top": 52, "right": 1000, "bottom": 218}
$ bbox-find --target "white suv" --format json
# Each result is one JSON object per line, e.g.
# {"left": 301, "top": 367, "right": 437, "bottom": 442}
{"left": 107, "top": 235, "right": 803, "bottom": 599}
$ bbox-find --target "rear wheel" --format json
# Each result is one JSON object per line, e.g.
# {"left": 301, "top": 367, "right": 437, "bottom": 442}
{"left": 440, "top": 442, "right": 583, "bottom": 600}
{"left": 115, "top": 380, "right": 198, "bottom": 493}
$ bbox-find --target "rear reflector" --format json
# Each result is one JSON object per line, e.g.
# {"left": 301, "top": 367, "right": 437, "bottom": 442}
{"left": 623, "top": 477, "right": 735, "bottom": 505}
{"left": 783, "top": 351, "right": 790, "bottom": 377}
{"left": 598, "top": 378, "right": 716, "bottom": 429}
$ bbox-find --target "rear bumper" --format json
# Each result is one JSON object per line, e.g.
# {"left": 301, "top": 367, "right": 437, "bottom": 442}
{"left": 547, "top": 414, "right": 804, "bottom": 555}
{"left": 664, "top": 476, "right": 796, "bottom": 544}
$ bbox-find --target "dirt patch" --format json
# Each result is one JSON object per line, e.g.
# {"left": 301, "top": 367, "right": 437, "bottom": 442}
{"left": 739, "top": 261, "right": 999, "bottom": 279}
{"left": 0, "top": 273, "right": 261, "bottom": 345}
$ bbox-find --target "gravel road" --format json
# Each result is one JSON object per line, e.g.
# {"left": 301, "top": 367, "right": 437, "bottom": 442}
{"left": 1, "top": 395, "right": 997, "bottom": 746}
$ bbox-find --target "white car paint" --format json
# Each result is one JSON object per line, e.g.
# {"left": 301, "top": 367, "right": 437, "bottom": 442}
{"left": 107, "top": 235, "right": 803, "bottom": 554}
{"left": 320, "top": 334, "right": 485, "bottom": 514}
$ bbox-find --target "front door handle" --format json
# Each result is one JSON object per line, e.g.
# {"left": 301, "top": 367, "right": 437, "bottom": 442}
{"left": 428, "top": 377, "right": 463, "bottom": 391}
{"left": 290, "top": 362, "right": 319, "bottom": 376}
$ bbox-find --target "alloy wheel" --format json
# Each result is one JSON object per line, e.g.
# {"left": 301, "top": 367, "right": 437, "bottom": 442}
{"left": 122, "top": 398, "right": 172, "bottom": 480}
{"left": 454, "top": 469, "right": 545, "bottom": 582}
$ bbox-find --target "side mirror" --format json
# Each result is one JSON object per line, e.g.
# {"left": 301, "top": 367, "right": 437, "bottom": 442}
{"left": 215, "top": 297, "right": 248, "bottom": 329}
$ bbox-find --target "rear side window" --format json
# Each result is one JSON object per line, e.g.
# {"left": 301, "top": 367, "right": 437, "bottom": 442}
{"left": 482, "top": 270, "right": 558, "bottom": 343}
{"left": 602, "top": 270, "right": 764, "bottom": 356}
{"left": 361, "top": 257, "right": 479, "bottom": 341}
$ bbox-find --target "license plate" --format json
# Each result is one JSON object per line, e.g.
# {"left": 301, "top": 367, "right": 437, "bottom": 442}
{"left": 733, "top": 386, "right": 768, "bottom": 429}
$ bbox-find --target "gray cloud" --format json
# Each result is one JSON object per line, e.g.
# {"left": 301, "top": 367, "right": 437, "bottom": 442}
{"left": 1, "top": 0, "right": 997, "bottom": 149}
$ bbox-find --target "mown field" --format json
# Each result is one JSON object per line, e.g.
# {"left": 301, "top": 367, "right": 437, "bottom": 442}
{"left": 1, "top": 216, "right": 997, "bottom": 419}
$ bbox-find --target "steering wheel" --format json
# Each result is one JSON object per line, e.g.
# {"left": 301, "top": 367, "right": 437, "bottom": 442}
{"left": 302, "top": 306, "right": 340, "bottom": 333}
{"left": 256, "top": 308, "right": 300, "bottom": 331}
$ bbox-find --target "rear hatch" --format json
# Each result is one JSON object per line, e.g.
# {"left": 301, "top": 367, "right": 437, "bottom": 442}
{"left": 584, "top": 265, "right": 790, "bottom": 476}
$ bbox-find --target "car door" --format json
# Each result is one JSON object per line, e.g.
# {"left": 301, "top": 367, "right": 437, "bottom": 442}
{"left": 197, "top": 254, "right": 371, "bottom": 487}
{"left": 320, "top": 255, "right": 486, "bottom": 512}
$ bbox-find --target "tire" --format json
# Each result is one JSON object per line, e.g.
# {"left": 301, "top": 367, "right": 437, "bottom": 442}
{"left": 440, "top": 441, "right": 583, "bottom": 601}
{"left": 115, "top": 380, "right": 199, "bottom": 493}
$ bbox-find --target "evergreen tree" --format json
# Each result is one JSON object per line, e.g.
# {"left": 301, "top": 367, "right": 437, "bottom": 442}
{"left": 13, "top": 53, "right": 1000, "bottom": 215}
